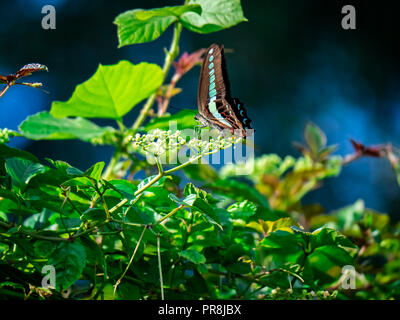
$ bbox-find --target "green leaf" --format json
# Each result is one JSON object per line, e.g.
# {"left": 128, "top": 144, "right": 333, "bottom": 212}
{"left": 305, "top": 245, "right": 354, "bottom": 286}
{"left": 310, "top": 227, "right": 357, "bottom": 251}
{"left": 206, "top": 178, "right": 270, "bottom": 209}
{"left": 181, "top": 0, "right": 247, "bottom": 34}
{"left": 168, "top": 193, "right": 197, "bottom": 206}
{"left": 33, "top": 240, "right": 57, "bottom": 258}
{"left": 84, "top": 162, "right": 105, "bottom": 181}
{"left": 334, "top": 199, "right": 365, "bottom": 231}
{"left": 5, "top": 158, "right": 47, "bottom": 189}
{"left": 23, "top": 210, "right": 53, "bottom": 230}
{"left": 227, "top": 200, "right": 257, "bottom": 219}
{"left": 0, "top": 189, "right": 20, "bottom": 206}
{"left": 50, "top": 61, "right": 163, "bottom": 119}
{"left": 117, "top": 283, "right": 141, "bottom": 300}
{"left": 0, "top": 144, "right": 39, "bottom": 162}
{"left": 179, "top": 249, "right": 206, "bottom": 264}
{"left": 105, "top": 179, "right": 137, "bottom": 201}
{"left": 19, "top": 112, "right": 115, "bottom": 142}
{"left": 48, "top": 241, "right": 87, "bottom": 291}
{"left": 114, "top": 5, "right": 202, "bottom": 47}
{"left": 144, "top": 110, "right": 198, "bottom": 131}
{"left": 260, "top": 230, "right": 301, "bottom": 253}
{"left": 81, "top": 208, "right": 107, "bottom": 223}
{"left": 222, "top": 243, "right": 251, "bottom": 274}
{"left": 304, "top": 122, "right": 326, "bottom": 154}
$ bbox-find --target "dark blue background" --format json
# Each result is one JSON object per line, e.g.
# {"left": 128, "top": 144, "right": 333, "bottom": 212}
{"left": 1, "top": 0, "right": 399, "bottom": 219}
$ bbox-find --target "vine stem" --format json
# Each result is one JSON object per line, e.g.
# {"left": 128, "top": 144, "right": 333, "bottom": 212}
{"left": 113, "top": 225, "right": 148, "bottom": 298}
{"left": 107, "top": 144, "right": 238, "bottom": 214}
{"left": 131, "top": 12, "right": 185, "bottom": 131}
{"left": 0, "top": 84, "right": 11, "bottom": 99}
{"left": 157, "top": 233, "right": 165, "bottom": 300}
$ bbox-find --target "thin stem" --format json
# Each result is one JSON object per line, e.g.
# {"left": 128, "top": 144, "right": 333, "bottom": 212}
{"left": 0, "top": 84, "right": 11, "bottom": 99}
{"left": 102, "top": 151, "right": 121, "bottom": 180}
{"left": 134, "top": 172, "right": 164, "bottom": 197}
{"left": 111, "top": 218, "right": 146, "bottom": 228}
{"left": 131, "top": 17, "right": 184, "bottom": 131}
{"left": 97, "top": 187, "right": 111, "bottom": 221}
{"left": 0, "top": 221, "right": 70, "bottom": 242}
{"left": 154, "top": 204, "right": 185, "bottom": 226}
{"left": 164, "top": 148, "right": 223, "bottom": 175}
{"left": 157, "top": 233, "right": 164, "bottom": 300}
{"left": 113, "top": 225, "right": 148, "bottom": 298}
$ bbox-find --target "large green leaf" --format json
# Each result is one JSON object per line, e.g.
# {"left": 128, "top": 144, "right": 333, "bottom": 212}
{"left": 5, "top": 158, "right": 47, "bottom": 189}
{"left": 0, "top": 144, "right": 38, "bottom": 162}
{"left": 19, "top": 112, "right": 115, "bottom": 141}
{"left": 48, "top": 241, "right": 87, "bottom": 290}
{"left": 181, "top": 0, "right": 247, "bottom": 34}
{"left": 50, "top": 61, "right": 163, "bottom": 119}
{"left": 144, "top": 109, "right": 198, "bottom": 131}
{"left": 115, "top": 5, "right": 202, "bottom": 47}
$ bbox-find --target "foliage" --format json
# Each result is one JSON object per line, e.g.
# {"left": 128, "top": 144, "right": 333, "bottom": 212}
{"left": 1, "top": 0, "right": 400, "bottom": 300}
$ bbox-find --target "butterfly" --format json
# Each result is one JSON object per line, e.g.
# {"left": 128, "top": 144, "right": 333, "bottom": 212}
{"left": 195, "top": 44, "right": 253, "bottom": 138}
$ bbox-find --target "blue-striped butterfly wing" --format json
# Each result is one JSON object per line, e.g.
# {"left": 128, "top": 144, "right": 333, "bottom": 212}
{"left": 196, "top": 44, "right": 253, "bottom": 138}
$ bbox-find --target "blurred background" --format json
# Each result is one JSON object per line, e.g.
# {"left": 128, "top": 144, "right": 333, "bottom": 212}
{"left": 0, "top": 0, "right": 399, "bottom": 219}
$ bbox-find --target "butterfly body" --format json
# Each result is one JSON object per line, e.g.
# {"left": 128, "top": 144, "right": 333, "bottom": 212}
{"left": 196, "top": 44, "right": 253, "bottom": 138}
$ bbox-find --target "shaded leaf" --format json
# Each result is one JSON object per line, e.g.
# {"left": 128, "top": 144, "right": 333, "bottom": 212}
{"left": 19, "top": 112, "right": 115, "bottom": 142}
{"left": 179, "top": 249, "right": 206, "bottom": 264}
{"left": 48, "top": 241, "right": 87, "bottom": 291}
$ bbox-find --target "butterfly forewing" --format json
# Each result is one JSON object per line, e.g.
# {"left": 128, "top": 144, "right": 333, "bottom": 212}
{"left": 196, "top": 43, "right": 254, "bottom": 138}
{"left": 198, "top": 44, "right": 232, "bottom": 112}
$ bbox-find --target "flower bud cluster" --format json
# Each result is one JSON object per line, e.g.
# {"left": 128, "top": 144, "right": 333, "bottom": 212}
{"left": 130, "top": 129, "right": 240, "bottom": 157}
{"left": 0, "top": 128, "right": 18, "bottom": 144}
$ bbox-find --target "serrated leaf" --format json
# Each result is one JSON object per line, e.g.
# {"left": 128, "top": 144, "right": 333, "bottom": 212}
{"left": 261, "top": 217, "right": 300, "bottom": 236}
{"left": 48, "top": 241, "right": 87, "bottom": 291}
{"left": 115, "top": 5, "right": 202, "bottom": 47}
{"left": 50, "top": 61, "right": 163, "bottom": 119}
{"left": 19, "top": 112, "right": 115, "bottom": 142}
{"left": 181, "top": 0, "right": 247, "bottom": 34}
{"left": 227, "top": 200, "right": 257, "bottom": 219}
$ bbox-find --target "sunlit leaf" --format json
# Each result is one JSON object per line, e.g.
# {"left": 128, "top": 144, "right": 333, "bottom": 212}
{"left": 181, "top": 0, "right": 247, "bottom": 34}
{"left": 50, "top": 61, "right": 163, "bottom": 119}
{"left": 115, "top": 5, "right": 202, "bottom": 47}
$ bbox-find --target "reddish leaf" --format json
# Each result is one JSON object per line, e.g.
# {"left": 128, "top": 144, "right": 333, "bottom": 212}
{"left": 172, "top": 49, "right": 205, "bottom": 76}
{"left": 15, "top": 63, "right": 48, "bottom": 79}
{"left": 350, "top": 139, "right": 384, "bottom": 157}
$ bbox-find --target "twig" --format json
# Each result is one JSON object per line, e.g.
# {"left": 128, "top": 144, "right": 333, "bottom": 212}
{"left": 157, "top": 233, "right": 165, "bottom": 300}
{"left": 113, "top": 225, "right": 148, "bottom": 298}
